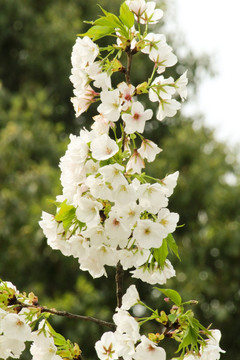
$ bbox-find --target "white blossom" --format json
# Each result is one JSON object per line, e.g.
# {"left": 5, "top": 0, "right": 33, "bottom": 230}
{"left": 122, "top": 101, "right": 153, "bottom": 134}
{"left": 90, "top": 134, "right": 119, "bottom": 160}
{"left": 200, "top": 330, "right": 225, "bottom": 360}
{"left": 126, "top": 150, "right": 145, "bottom": 174}
{"left": 95, "top": 331, "right": 119, "bottom": 360}
{"left": 121, "top": 285, "right": 140, "bottom": 310}
{"left": 161, "top": 171, "right": 179, "bottom": 197}
{"left": 140, "top": 2, "right": 163, "bottom": 24}
{"left": 133, "top": 219, "right": 167, "bottom": 249}
{"left": 99, "top": 164, "right": 127, "bottom": 187}
{"left": 31, "top": 330, "right": 62, "bottom": 360}
{"left": 118, "top": 82, "right": 135, "bottom": 111}
{"left": 1, "top": 313, "right": 31, "bottom": 341}
{"left": 138, "top": 182, "right": 168, "bottom": 213}
{"left": 118, "top": 248, "right": 150, "bottom": 270}
{"left": 156, "top": 98, "right": 181, "bottom": 121}
{"left": 157, "top": 208, "right": 179, "bottom": 234}
{"left": 113, "top": 309, "right": 140, "bottom": 342}
{"left": 97, "top": 89, "right": 122, "bottom": 122}
{"left": 71, "top": 36, "right": 99, "bottom": 68}
{"left": 133, "top": 335, "right": 166, "bottom": 360}
{"left": 131, "top": 259, "right": 176, "bottom": 284}
{"left": 149, "top": 75, "right": 176, "bottom": 102}
{"left": 75, "top": 197, "right": 102, "bottom": 226}
{"left": 138, "top": 139, "right": 162, "bottom": 162}
{"left": 175, "top": 70, "right": 188, "bottom": 101}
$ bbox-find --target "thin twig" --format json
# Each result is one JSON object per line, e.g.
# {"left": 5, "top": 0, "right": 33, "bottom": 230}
{"left": 17, "top": 302, "right": 116, "bottom": 330}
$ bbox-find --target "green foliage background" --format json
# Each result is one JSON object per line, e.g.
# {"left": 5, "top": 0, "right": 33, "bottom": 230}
{"left": 0, "top": 0, "right": 239, "bottom": 358}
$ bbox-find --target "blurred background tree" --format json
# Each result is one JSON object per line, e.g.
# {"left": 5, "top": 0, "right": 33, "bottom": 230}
{"left": 0, "top": 0, "right": 239, "bottom": 359}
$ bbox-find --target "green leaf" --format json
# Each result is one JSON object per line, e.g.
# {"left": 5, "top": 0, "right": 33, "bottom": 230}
{"left": 78, "top": 25, "right": 115, "bottom": 41}
{"left": 97, "top": 5, "right": 123, "bottom": 28}
{"left": 55, "top": 200, "right": 76, "bottom": 232}
{"left": 168, "top": 313, "right": 179, "bottom": 323}
{"left": 166, "top": 234, "right": 181, "bottom": 261}
{"left": 155, "top": 288, "right": 182, "bottom": 306}
{"left": 119, "top": 2, "right": 135, "bottom": 28}
{"left": 177, "top": 325, "right": 199, "bottom": 352}
{"left": 153, "top": 238, "right": 168, "bottom": 268}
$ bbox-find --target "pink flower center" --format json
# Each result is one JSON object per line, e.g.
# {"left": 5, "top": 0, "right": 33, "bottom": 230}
{"left": 133, "top": 113, "right": 140, "bottom": 120}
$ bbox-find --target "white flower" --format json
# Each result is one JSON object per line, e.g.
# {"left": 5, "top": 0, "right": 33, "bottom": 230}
{"left": 118, "top": 82, "right": 135, "bottom": 111}
{"left": 31, "top": 330, "right": 62, "bottom": 360}
{"left": 105, "top": 213, "right": 131, "bottom": 248}
{"left": 131, "top": 259, "right": 176, "bottom": 284}
{"left": 99, "top": 164, "right": 127, "bottom": 187}
{"left": 71, "top": 86, "right": 96, "bottom": 117}
{"left": 1, "top": 313, "right": 31, "bottom": 341}
{"left": 149, "top": 76, "right": 176, "bottom": 102}
{"left": 90, "top": 134, "right": 119, "bottom": 160}
{"left": 39, "top": 212, "right": 71, "bottom": 256}
{"left": 81, "top": 225, "right": 105, "bottom": 246}
{"left": 126, "top": 150, "right": 145, "bottom": 174}
{"left": 65, "top": 134, "right": 89, "bottom": 164}
{"left": 200, "top": 329, "right": 225, "bottom": 360}
{"left": 113, "top": 183, "right": 137, "bottom": 205}
{"left": 149, "top": 43, "right": 177, "bottom": 74}
{"left": 133, "top": 335, "right": 166, "bottom": 360}
{"left": 156, "top": 98, "right": 181, "bottom": 121}
{"left": 161, "top": 171, "right": 179, "bottom": 197}
{"left": 71, "top": 36, "right": 99, "bottom": 68}
{"left": 68, "top": 234, "right": 89, "bottom": 260}
{"left": 176, "top": 70, "right": 188, "bottom": 101}
{"left": 121, "top": 285, "right": 140, "bottom": 310}
{"left": 139, "top": 182, "right": 168, "bottom": 213}
{"left": 75, "top": 197, "right": 102, "bottom": 226}
{"left": 79, "top": 247, "right": 108, "bottom": 278}
{"left": 119, "top": 248, "right": 150, "bottom": 270}
{"left": 133, "top": 219, "right": 167, "bottom": 249}
{"left": 97, "top": 89, "right": 122, "bottom": 122}
{"left": 140, "top": 2, "right": 163, "bottom": 24}
{"left": 95, "top": 331, "right": 119, "bottom": 360}
{"left": 138, "top": 139, "right": 162, "bottom": 162}
{"left": 69, "top": 67, "right": 88, "bottom": 90}
{"left": 114, "top": 332, "right": 136, "bottom": 360}
{"left": 0, "top": 336, "right": 25, "bottom": 359}
{"left": 91, "top": 114, "right": 111, "bottom": 135}
{"left": 113, "top": 310, "right": 140, "bottom": 342}
{"left": 141, "top": 33, "right": 166, "bottom": 55}
{"left": 157, "top": 208, "right": 179, "bottom": 234}
{"left": 111, "top": 202, "right": 142, "bottom": 228}
{"left": 122, "top": 101, "right": 153, "bottom": 134}
{"left": 85, "top": 175, "right": 115, "bottom": 202}
{"left": 126, "top": 0, "right": 147, "bottom": 18}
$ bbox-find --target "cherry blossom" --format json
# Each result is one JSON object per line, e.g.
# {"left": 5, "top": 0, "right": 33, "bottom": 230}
{"left": 133, "top": 335, "right": 166, "bottom": 360}
{"left": 122, "top": 101, "right": 153, "bottom": 134}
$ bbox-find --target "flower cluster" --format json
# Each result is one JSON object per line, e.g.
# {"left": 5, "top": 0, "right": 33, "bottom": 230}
{"left": 39, "top": 128, "right": 179, "bottom": 280}
{"left": 96, "top": 285, "right": 166, "bottom": 360}
{"left": 39, "top": 0, "right": 185, "bottom": 284}
{"left": 0, "top": 281, "right": 80, "bottom": 360}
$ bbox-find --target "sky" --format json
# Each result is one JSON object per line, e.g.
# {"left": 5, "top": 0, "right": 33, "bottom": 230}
{"left": 170, "top": 0, "right": 240, "bottom": 148}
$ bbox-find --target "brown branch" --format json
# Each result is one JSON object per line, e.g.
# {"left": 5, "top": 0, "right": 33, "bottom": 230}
{"left": 125, "top": 49, "right": 132, "bottom": 85}
{"left": 16, "top": 302, "right": 116, "bottom": 330}
{"left": 115, "top": 261, "right": 124, "bottom": 308}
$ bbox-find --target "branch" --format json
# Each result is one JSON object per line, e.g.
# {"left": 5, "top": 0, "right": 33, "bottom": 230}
{"left": 115, "top": 261, "right": 124, "bottom": 308}
{"left": 16, "top": 302, "right": 116, "bottom": 330}
{"left": 125, "top": 48, "right": 133, "bottom": 85}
